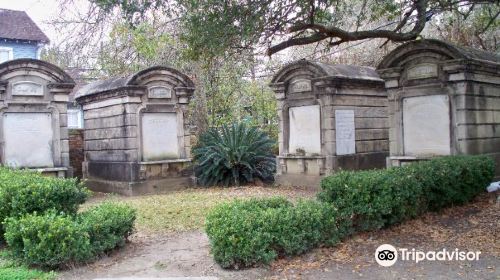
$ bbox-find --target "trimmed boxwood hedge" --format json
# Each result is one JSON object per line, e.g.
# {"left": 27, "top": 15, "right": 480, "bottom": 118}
{"left": 206, "top": 155, "right": 495, "bottom": 269}
{"left": 0, "top": 168, "right": 136, "bottom": 268}
{"left": 4, "top": 203, "right": 136, "bottom": 268}
{"left": 79, "top": 202, "right": 136, "bottom": 256}
{"left": 317, "top": 155, "right": 495, "bottom": 232}
{"left": 4, "top": 211, "right": 92, "bottom": 268}
{"left": 206, "top": 197, "right": 350, "bottom": 268}
{"left": 0, "top": 168, "right": 89, "bottom": 239}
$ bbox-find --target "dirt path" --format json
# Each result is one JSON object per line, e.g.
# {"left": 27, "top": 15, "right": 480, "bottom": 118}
{"left": 60, "top": 232, "right": 269, "bottom": 280}
{"left": 60, "top": 192, "right": 499, "bottom": 280}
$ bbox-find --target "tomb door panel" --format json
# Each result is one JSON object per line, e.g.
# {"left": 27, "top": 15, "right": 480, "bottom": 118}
{"left": 142, "top": 113, "right": 179, "bottom": 161}
{"left": 3, "top": 113, "right": 54, "bottom": 167}
{"left": 402, "top": 95, "right": 451, "bottom": 156}
{"left": 288, "top": 105, "right": 321, "bottom": 154}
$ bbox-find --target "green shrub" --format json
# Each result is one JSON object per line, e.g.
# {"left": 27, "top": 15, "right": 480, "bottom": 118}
{"left": 3, "top": 203, "right": 136, "bottom": 268}
{"left": 413, "top": 155, "right": 495, "bottom": 211}
{"left": 193, "top": 123, "right": 276, "bottom": 186}
{"left": 3, "top": 211, "right": 92, "bottom": 268}
{"left": 206, "top": 155, "right": 494, "bottom": 269}
{"left": 79, "top": 202, "right": 136, "bottom": 255}
{"left": 0, "top": 168, "right": 89, "bottom": 238}
{"left": 318, "top": 155, "right": 495, "bottom": 231}
{"left": 205, "top": 197, "right": 349, "bottom": 268}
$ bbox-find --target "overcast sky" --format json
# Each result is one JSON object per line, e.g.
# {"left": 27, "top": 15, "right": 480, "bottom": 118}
{"left": 0, "top": 0, "right": 74, "bottom": 44}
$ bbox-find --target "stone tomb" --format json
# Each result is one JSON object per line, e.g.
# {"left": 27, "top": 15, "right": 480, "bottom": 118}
{"left": 377, "top": 39, "right": 500, "bottom": 178}
{"left": 270, "top": 60, "right": 389, "bottom": 187}
{"left": 75, "top": 66, "right": 195, "bottom": 195}
{"left": 0, "top": 59, "right": 75, "bottom": 177}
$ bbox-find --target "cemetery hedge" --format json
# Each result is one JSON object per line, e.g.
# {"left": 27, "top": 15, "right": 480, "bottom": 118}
{"left": 4, "top": 203, "right": 136, "bottom": 268}
{"left": 0, "top": 167, "right": 89, "bottom": 239}
{"left": 318, "top": 155, "right": 495, "bottom": 232}
{"left": 4, "top": 211, "right": 93, "bottom": 268}
{"left": 0, "top": 168, "right": 136, "bottom": 268}
{"left": 206, "top": 155, "right": 495, "bottom": 268}
{"left": 205, "top": 197, "right": 350, "bottom": 268}
{"left": 79, "top": 202, "right": 136, "bottom": 255}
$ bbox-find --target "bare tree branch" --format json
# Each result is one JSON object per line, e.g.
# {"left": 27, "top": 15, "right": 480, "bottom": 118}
{"left": 268, "top": 0, "right": 429, "bottom": 55}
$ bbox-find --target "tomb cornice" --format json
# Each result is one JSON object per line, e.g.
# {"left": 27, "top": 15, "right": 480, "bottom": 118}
{"left": 175, "top": 86, "right": 195, "bottom": 104}
{"left": 313, "top": 77, "right": 385, "bottom": 89}
{"left": 0, "top": 81, "right": 7, "bottom": 95}
{"left": 76, "top": 86, "right": 146, "bottom": 104}
{"left": 174, "top": 86, "right": 195, "bottom": 95}
{"left": 47, "top": 82, "right": 75, "bottom": 89}
{"left": 442, "top": 59, "right": 500, "bottom": 75}
{"left": 376, "top": 67, "right": 402, "bottom": 79}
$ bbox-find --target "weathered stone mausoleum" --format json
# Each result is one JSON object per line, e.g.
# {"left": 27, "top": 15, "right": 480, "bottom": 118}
{"left": 0, "top": 59, "right": 75, "bottom": 177}
{"left": 270, "top": 60, "right": 389, "bottom": 187}
{"left": 377, "top": 39, "right": 500, "bottom": 178}
{"left": 76, "top": 66, "right": 195, "bottom": 195}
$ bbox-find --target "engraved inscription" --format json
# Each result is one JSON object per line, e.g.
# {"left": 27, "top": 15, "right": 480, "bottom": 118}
{"left": 142, "top": 113, "right": 179, "bottom": 161}
{"left": 407, "top": 63, "right": 438, "bottom": 80}
{"left": 148, "top": 86, "right": 172, "bottom": 99}
{"left": 289, "top": 79, "right": 312, "bottom": 93}
{"left": 335, "top": 110, "right": 356, "bottom": 155}
{"left": 12, "top": 82, "right": 43, "bottom": 96}
{"left": 3, "top": 113, "right": 54, "bottom": 167}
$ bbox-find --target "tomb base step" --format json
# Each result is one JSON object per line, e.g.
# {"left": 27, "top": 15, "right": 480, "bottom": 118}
{"left": 83, "top": 177, "right": 193, "bottom": 196}
{"left": 30, "top": 167, "right": 69, "bottom": 178}
{"left": 275, "top": 174, "right": 323, "bottom": 189}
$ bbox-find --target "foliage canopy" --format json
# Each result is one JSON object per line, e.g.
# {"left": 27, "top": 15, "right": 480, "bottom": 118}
{"left": 90, "top": 0, "right": 499, "bottom": 58}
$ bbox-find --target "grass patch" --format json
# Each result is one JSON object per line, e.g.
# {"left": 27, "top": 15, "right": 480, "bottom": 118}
{"left": 83, "top": 186, "right": 315, "bottom": 233}
{"left": 0, "top": 251, "right": 57, "bottom": 280}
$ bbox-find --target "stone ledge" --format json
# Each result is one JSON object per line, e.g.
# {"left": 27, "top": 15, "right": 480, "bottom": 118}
{"left": 277, "top": 155, "right": 325, "bottom": 159}
{"left": 140, "top": 158, "right": 192, "bottom": 165}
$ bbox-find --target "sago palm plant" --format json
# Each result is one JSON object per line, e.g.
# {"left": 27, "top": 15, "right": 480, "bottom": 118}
{"left": 193, "top": 123, "right": 276, "bottom": 186}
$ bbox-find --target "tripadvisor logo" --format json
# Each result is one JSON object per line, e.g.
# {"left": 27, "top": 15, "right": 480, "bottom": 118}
{"left": 375, "top": 244, "right": 398, "bottom": 267}
{"left": 375, "top": 244, "right": 481, "bottom": 267}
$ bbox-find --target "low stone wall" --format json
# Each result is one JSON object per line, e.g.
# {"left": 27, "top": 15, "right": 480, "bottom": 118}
{"left": 69, "top": 129, "right": 84, "bottom": 178}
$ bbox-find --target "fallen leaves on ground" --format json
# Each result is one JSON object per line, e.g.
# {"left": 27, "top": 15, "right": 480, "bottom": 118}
{"left": 269, "top": 192, "right": 499, "bottom": 278}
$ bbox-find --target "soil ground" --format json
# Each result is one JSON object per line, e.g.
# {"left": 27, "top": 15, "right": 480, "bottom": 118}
{"left": 59, "top": 191, "right": 499, "bottom": 280}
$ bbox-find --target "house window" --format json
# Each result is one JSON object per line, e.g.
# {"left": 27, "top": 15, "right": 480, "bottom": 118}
{"left": 0, "top": 47, "right": 13, "bottom": 63}
{"left": 67, "top": 108, "right": 83, "bottom": 129}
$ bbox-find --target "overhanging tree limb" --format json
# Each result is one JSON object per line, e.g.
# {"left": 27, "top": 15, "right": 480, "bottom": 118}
{"left": 268, "top": 0, "right": 429, "bottom": 55}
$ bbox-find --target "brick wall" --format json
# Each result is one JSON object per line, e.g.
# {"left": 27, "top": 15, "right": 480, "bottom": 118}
{"left": 69, "top": 129, "right": 84, "bottom": 178}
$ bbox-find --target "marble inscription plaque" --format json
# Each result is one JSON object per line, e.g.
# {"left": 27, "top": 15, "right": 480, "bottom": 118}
{"left": 148, "top": 86, "right": 172, "bottom": 99}
{"left": 3, "top": 113, "right": 54, "bottom": 167}
{"left": 289, "top": 79, "right": 312, "bottom": 93}
{"left": 335, "top": 110, "right": 356, "bottom": 155}
{"left": 403, "top": 95, "right": 451, "bottom": 156}
{"left": 289, "top": 105, "right": 321, "bottom": 154}
{"left": 12, "top": 82, "right": 43, "bottom": 96}
{"left": 142, "top": 113, "right": 179, "bottom": 160}
{"left": 407, "top": 63, "right": 438, "bottom": 80}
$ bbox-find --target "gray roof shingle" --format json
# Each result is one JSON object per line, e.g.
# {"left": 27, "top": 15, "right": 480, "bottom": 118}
{"left": 0, "top": 9, "right": 49, "bottom": 43}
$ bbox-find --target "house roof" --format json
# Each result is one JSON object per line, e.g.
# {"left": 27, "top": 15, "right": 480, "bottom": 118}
{"left": 0, "top": 9, "right": 49, "bottom": 43}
